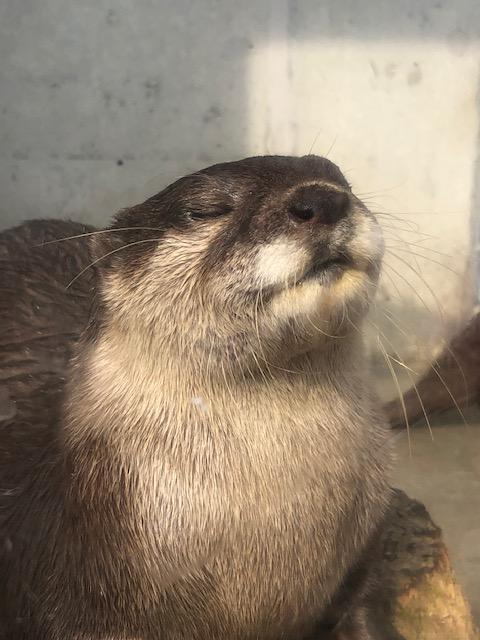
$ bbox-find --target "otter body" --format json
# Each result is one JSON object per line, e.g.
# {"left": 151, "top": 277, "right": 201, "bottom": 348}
{"left": 0, "top": 156, "right": 392, "bottom": 639}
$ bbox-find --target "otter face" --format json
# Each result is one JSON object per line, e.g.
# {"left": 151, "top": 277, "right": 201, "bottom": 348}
{"left": 94, "top": 155, "right": 383, "bottom": 361}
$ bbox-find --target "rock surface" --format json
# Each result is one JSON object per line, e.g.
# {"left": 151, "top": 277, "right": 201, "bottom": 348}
{"left": 376, "top": 489, "right": 479, "bottom": 640}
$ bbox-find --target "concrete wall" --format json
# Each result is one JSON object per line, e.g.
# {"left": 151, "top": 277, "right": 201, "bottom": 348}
{"left": 2, "top": 0, "right": 480, "bottom": 372}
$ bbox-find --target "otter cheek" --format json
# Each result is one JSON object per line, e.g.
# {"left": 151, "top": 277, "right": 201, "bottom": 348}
{"left": 347, "top": 215, "right": 384, "bottom": 272}
{"left": 255, "top": 239, "right": 310, "bottom": 288}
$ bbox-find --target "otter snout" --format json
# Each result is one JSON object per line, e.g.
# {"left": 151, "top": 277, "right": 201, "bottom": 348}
{"left": 253, "top": 182, "right": 366, "bottom": 292}
{"left": 288, "top": 185, "right": 350, "bottom": 227}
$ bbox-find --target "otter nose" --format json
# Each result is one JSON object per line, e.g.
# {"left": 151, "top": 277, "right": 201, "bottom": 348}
{"left": 288, "top": 185, "right": 349, "bottom": 225}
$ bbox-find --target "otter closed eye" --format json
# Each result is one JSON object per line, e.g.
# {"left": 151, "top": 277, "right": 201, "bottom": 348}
{"left": 187, "top": 204, "right": 233, "bottom": 220}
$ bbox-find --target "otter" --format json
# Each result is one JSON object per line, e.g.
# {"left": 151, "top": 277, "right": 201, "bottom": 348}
{"left": 0, "top": 155, "right": 392, "bottom": 639}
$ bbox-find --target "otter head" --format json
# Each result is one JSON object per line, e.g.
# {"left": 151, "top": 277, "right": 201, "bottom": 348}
{"left": 91, "top": 155, "right": 383, "bottom": 372}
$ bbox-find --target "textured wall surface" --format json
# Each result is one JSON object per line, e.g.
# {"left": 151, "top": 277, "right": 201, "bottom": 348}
{"left": 0, "top": 1, "right": 269, "bottom": 227}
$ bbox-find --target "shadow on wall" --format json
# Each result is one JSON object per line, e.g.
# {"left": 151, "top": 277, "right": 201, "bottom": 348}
{"left": 1, "top": 0, "right": 479, "bottom": 225}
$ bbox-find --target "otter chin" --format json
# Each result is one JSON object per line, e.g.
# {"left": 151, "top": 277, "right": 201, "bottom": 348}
{"left": 0, "top": 155, "right": 392, "bottom": 640}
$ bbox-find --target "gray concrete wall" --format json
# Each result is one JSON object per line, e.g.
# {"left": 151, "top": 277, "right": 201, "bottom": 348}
{"left": 0, "top": 0, "right": 271, "bottom": 227}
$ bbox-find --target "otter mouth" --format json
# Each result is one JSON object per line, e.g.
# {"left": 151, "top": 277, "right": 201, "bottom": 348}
{"left": 298, "top": 255, "right": 352, "bottom": 284}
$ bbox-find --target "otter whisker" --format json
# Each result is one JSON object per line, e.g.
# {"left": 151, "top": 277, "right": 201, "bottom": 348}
{"left": 430, "top": 361, "right": 469, "bottom": 428}
{"left": 244, "top": 348, "right": 260, "bottom": 383}
{"left": 204, "top": 327, "right": 217, "bottom": 381}
{"left": 380, "top": 307, "right": 468, "bottom": 430}
{"left": 345, "top": 312, "right": 361, "bottom": 336}
{"left": 324, "top": 134, "right": 338, "bottom": 159}
{"left": 384, "top": 237, "right": 454, "bottom": 262}
{"left": 250, "top": 348, "right": 271, "bottom": 385}
{"left": 371, "top": 210, "right": 440, "bottom": 233}
{"left": 405, "top": 377, "right": 433, "bottom": 440}
{"left": 253, "top": 283, "right": 275, "bottom": 383}
{"left": 305, "top": 314, "right": 347, "bottom": 340}
{"left": 369, "top": 317, "right": 433, "bottom": 440}
{"left": 386, "top": 250, "right": 447, "bottom": 321}
{"left": 387, "top": 246, "right": 460, "bottom": 278}
{"left": 307, "top": 130, "right": 322, "bottom": 155}
{"left": 384, "top": 238, "right": 422, "bottom": 273}
{"left": 256, "top": 353, "right": 303, "bottom": 376}
{"left": 380, "top": 223, "right": 442, "bottom": 244}
{"left": 441, "top": 341, "right": 470, "bottom": 408}
{"left": 37, "top": 227, "right": 163, "bottom": 246}
{"left": 354, "top": 181, "right": 406, "bottom": 199}
{"left": 65, "top": 238, "right": 162, "bottom": 289}
{"left": 373, "top": 212, "right": 425, "bottom": 234}
{"left": 227, "top": 333, "right": 253, "bottom": 384}
{"left": 383, "top": 354, "right": 417, "bottom": 374}
{"left": 219, "top": 359, "right": 241, "bottom": 411}
{"left": 377, "top": 337, "right": 412, "bottom": 455}
{"left": 379, "top": 224, "right": 434, "bottom": 238}
{"left": 254, "top": 279, "right": 304, "bottom": 375}
{"left": 381, "top": 261, "right": 432, "bottom": 314}
{"left": 340, "top": 297, "right": 347, "bottom": 332}
{"left": 384, "top": 239, "right": 458, "bottom": 292}
{"left": 379, "top": 264, "right": 406, "bottom": 303}
{"left": 375, "top": 208, "right": 461, "bottom": 216}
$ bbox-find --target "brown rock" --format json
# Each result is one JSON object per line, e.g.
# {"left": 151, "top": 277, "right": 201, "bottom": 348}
{"left": 377, "top": 490, "right": 479, "bottom": 640}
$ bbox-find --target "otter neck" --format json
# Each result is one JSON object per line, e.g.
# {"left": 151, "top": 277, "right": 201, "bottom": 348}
{"left": 64, "top": 319, "right": 364, "bottom": 459}
{"left": 60, "top": 319, "right": 373, "bottom": 596}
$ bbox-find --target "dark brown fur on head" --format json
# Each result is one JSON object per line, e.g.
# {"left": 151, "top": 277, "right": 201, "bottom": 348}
{"left": 0, "top": 155, "right": 391, "bottom": 640}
